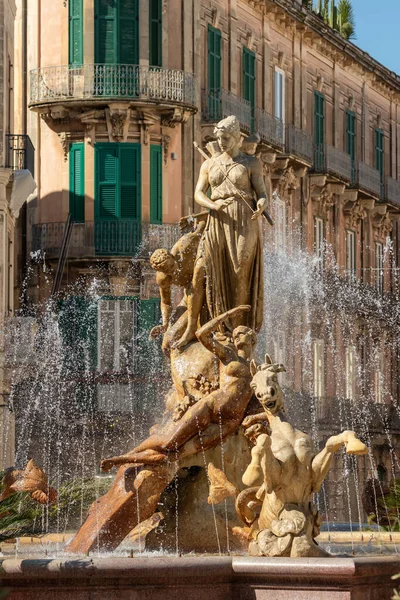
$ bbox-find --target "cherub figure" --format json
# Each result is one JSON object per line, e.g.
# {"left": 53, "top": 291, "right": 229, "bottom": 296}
{"left": 100, "top": 305, "right": 256, "bottom": 471}
{"left": 149, "top": 213, "right": 207, "bottom": 354}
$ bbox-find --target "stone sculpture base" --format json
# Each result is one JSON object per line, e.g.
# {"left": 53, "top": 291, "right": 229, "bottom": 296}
{"left": 1, "top": 556, "right": 399, "bottom": 599}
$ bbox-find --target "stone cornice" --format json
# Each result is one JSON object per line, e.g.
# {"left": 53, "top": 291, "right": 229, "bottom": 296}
{"left": 249, "top": 0, "right": 400, "bottom": 97}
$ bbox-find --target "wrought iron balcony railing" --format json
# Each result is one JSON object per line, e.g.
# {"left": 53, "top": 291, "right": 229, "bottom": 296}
{"left": 285, "top": 125, "right": 313, "bottom": 164}
{"left": 5, "top": 134, "right": 35, "bottom": 177}
{"left": 30, "top": 64, "right": 197, "bottom": 108}
{"left": 31, "top": 221, "right": 180, "bottom": 259}
{"left": 201, "top": 88, "right": 252, "bottom": 131}
{"left": 351, "top": 161, "right": 382, "bottom": 198}
{"left": 314, "top": 143, "right": 352, "bottom": 182}
{"left": 385, "top": 176, "right": 400, "bottom": 208}
{"left": 255, "top": 108, "right": 284, "bottom": 149}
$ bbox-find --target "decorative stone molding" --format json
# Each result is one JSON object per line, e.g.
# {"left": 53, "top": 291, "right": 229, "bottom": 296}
{"left": 372, "top": 206, "right": 393, "bottom": 241}
{"left": 108, "top": 260, "right": 132, "bottom": 297}
{"left": 162, "top": 135, "right": 171, "bottom": 165}
{"left": 41, "top": 105, "right": 70, "bottom": 126}
{"left": 105, "top": 104, "right": 131, "bottom": 142}
{"left": 271, "top": 164, "right": 304, "bottom": 200}
{"left": 211, "top": 8, "right": 220, "bottom": 28}
{"left": 161, "top": 107, "right": 192, "bottom": 128}
{"left": 343, "top": 198, "right": 375, "bottom": 229}
{"left": 309, "top": 177, "right": 344, "bottom": 218}
{"left": 58, "top": 133, "right": 70, "bottom": 162}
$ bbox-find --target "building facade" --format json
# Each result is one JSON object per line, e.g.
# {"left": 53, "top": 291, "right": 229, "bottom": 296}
{"left": 9, "top": 0, "right": 400, "bottom": 521}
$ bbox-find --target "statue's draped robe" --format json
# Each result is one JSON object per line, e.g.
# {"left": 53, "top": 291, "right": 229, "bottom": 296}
{"left": 198, "top": 153, "right": 264, "bottom": 333}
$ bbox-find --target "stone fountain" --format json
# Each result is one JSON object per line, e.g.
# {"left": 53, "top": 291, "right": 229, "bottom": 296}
{"left": 1, "top": 116, "right": 399, "bottom": 598}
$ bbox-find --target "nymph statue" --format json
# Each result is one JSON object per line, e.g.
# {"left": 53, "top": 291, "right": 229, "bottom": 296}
{"left": 174, "top": 115, "right": 268, "bottom": 349}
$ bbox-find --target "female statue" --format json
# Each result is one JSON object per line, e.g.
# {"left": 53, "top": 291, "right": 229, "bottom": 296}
{"left": 174, "top": 115, "right": 268, "bottom": 349}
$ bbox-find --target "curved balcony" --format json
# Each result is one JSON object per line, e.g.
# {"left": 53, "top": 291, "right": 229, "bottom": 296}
{"left": 29, "top": 64, "right": 197, "bottom": 112}
{"left": 31, "top": 221, "right": 180, "bottom": 260}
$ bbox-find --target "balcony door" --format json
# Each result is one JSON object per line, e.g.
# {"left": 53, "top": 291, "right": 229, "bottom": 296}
{"left": 314, "top": 91, "right": 325, "bottom": 170}
{"left": 69, "top": 143, "right": 85, "bottom": 223}
{"left": 95, "top": 0, "right": 139, "bottom": 95}
{"left": 207, "top": 25, "right": 222, "bottom": 120}
{"left": 69, "top": 0, "right": 83, "bottom": 67}
{"left": 95, "top": 143, "right": 141, "bottom": 255}
{"left": 345, "top": 110, "right": 356, "bottom": 181}
{"left": 243, "top": 48, "right": 256, "bottom": 132}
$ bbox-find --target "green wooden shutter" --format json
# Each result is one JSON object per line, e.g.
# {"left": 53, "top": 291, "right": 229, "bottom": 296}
{"left": 150, "top": 145, "right": 162, "bottom": 224}
{"left": 69, "top": 0, "right": 83, "bottom": 66}
{"left": 314, "top": 91, "right": 325, "bottom": 170}
{"left": 96, "top": 144, "right": 118, "bottom": 219}
{"left": 243, "top": 47, "right": 256, "bottom": 132}
{"left": 346, "top": 110, "right": 356, "bottom": 182}
{"left": 375, "top": 128, "right": 384, "bottom": 181}
{"left": 120, "top": 144, "right": 141, "bottom": 220}
{"left": 58, "top": 296, "right": 98, "bottom": 374}
{"left": 119, "top": 0, "right": 139, "bottom": 64}
{"left": 208, "top": 25, "right": 222, "bottom": 120}
{"left": 149, "top": 0, "right": 162, "bottom": 67}
{"left": 69, "top": 143, "right": 85, "bottom": 223}
{"left": 95, "top": 0, "right": 117, "bottom": 64}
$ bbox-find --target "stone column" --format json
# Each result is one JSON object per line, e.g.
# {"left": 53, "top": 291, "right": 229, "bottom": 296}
{"left": 292, "top": 31, "right": 301, "bottom": 128}
{"left": 333, "top": 62, "right": 341, "bottom": 148}
{"left": 139, "top": 0, "right": 149, "bottom": 65}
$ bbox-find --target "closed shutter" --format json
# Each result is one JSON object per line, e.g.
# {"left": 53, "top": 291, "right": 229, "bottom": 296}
{"left": 314, "top": 91, "right": 325, "bottom": 169}
{"left": 150, "top": 145, "right": 162, "bottom": 224}
{"left": 96, "top": 145, "right": 118, "bottom": 219}
{"left": 208, "top": 25, "right": 222, "bottom": 120}
{"left": 345, "top": 110, "right": 356, "bottom": 161}
{"left": 58, "top": 296, "right": 98, "bottom": 374}
{"left": 119, "top": 0, "right": 139, "bottom": 64}
{"left": 95, "top": 0, "right": 138, "bottom": 65}
{"left": 95, "top": 0, "right": 117, "bottom": 64}
{"left": 243, "top": 47, "right": 256, "bottom": 132}
{"left": 69, "top": 143, "right": 85, "bottom": 223}
{"left": 120, "top": 145, "right": 141, "bottom": 220}
{"left": 375, "top": 129, "right": 384, "bottom": 181}
{"left": 69, "top": 0, "right": 83, "bottom": 66}
{"left": 149, "top": 0, "right": 162, "bottom": 67}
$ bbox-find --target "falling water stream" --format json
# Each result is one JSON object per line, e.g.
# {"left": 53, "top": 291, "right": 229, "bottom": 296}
{"left": 2, "top": 215, "right": 400, "bottom": 557}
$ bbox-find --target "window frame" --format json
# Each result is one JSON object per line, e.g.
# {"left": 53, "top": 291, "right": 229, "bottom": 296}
{"left": 345, "top": 229, "right": 356, "bottom": 277}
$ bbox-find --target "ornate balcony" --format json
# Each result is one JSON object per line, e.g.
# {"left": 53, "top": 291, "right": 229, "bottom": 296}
{"left": 255, "top": 108, "right": 284, "bottom": 150}
{"left": 386, "top": 176, "right": 400, "bottom": 208}
{"left": 31, "top": 221, "right": 180, "bottom": 260}
{"left": 5, "top": 134, "right": 35, "bottom": 177}
{"left": 285, "top": 125, "right": 313, "bottom": 165}
{"left": 201, "top": 88, "right": 251, "bottom": 131}
{"left": 351, "top": 161, "right": 382, "bottom": 198}
{"left": 29, "top": 64, "right": 197, "bottom": 116}
{"left": 314, "top": 144, "right": 352, "bottom": 182}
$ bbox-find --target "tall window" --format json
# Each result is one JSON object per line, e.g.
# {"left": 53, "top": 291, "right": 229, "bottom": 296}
{"left": 272, "top": 196, "right": 286, "bottom": 251}
{"left": 313, "top": 339, "right": 325, "bottom": 399}
{"left": 274, "top": 68, "right": 285, "bottom": 142}
{"left": 150, "top": 145, "right": 162, "bottom": 224}
{"left": 207, "top": 25, "right": 222, "bottom": 120}
{"left": 98, "top": 299, "right": 137, "bottom": 373}
{"left": 375, "top": 242, "right": 384, "bottom": 294}
{"left": 346, "top": 110, "right": 356, "bottom": 181}
{"left": 314, "top": 217, "right": 324, "bottom": 264}
{"left": 375, "top": 128, "right": 384, "bottom": 183}
{"left": 374, "top": 346, "right": 384, "bottom": 404}
{"left": 243, "top": 47, "right": 256, "bottom": 132}
{"left": 149, "top": 0, "right": 162, "bottom": 67}
{"left": 346, "top": 230, "right": 356, "bottom": 277}
{"left": 95, "top": 0, "right": 139, "bottom": 65}
{"left": 314, "top": 91, "right": 325, "bottom": 170}
{"left": 345, "top": 345, "right": 356, "bottom": 400}
{"left": 94, "top": 143, "right": 141, "bottom": 255}
{"left": 69, "top": 143, "right": 85, "bottom": 223}
{"left": 69, "top": 0, "right": 83, "bottom": 67}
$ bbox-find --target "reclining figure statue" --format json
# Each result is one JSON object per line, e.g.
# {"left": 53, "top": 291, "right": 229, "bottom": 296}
{"left": 222, "top": 354, "right": 368, "bottom": 558}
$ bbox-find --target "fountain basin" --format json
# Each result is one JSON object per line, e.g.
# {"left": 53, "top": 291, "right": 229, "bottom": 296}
{"left": 0, "top": 556, "right": 399, "bottom": 599}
